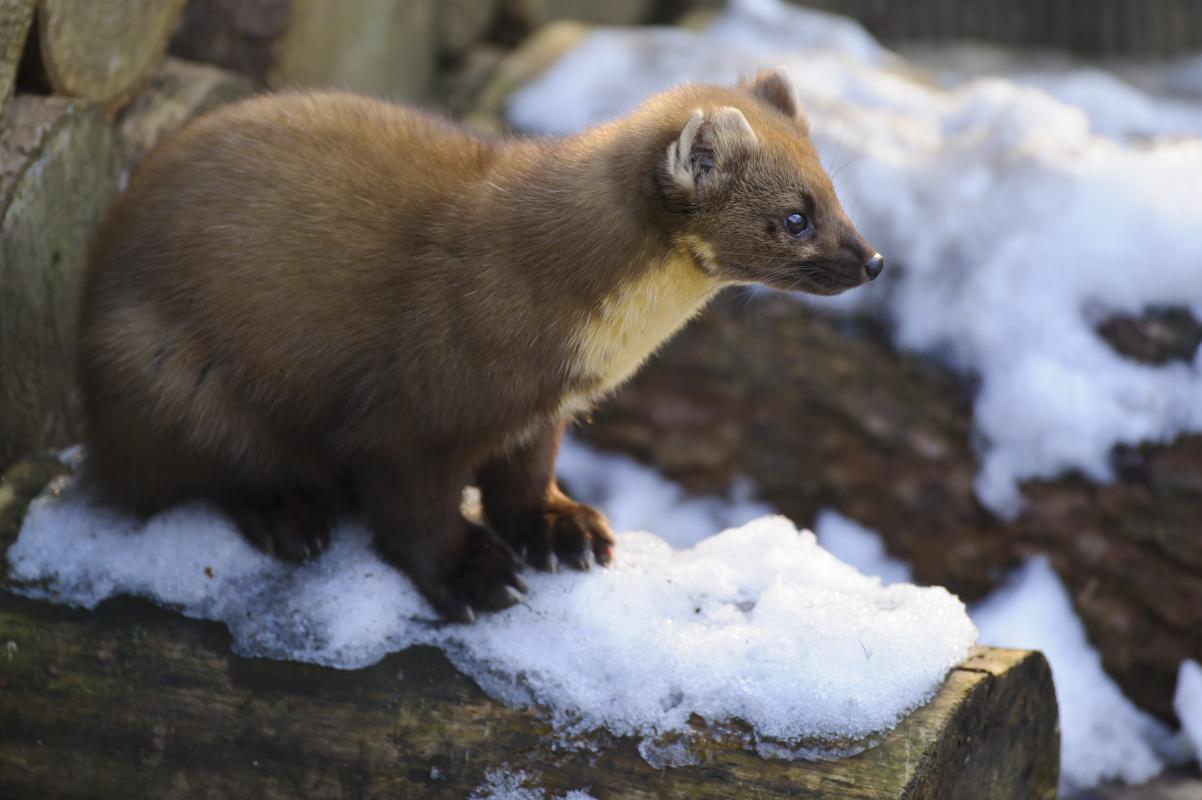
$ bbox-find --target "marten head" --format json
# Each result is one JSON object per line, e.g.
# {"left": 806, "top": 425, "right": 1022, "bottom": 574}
{"left": 658, "top": 68, "right": 883, "bottom": 295}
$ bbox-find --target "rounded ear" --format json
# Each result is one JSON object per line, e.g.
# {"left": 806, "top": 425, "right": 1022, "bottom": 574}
{"left": 663, "top": 106, "right": 757, "bottom": 199}
{"left": 742, "top": 66, "right": 804, "bottom": 123}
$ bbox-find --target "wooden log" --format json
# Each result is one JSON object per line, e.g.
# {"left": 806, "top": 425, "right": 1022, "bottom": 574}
{"left": 270, "top": 0, "right": 436, "bottom": 102}
{"left": 117, "top": 57, "right": 255, "bottom": 168}
{"left": 0, "top": 457, "right": 1058, "bottom": 799}
{"left": 0, "top": 0, "right": 33, "bottom": 119}
{"left": 0, "top": 96, "right": 120, "bottom": 471}
{"left": 35, "top": 0, "right": 187, "bottom": 108}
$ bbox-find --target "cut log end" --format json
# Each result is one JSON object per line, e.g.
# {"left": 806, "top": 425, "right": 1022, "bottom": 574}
{"left": 0, "top": 457, "right": 1058, "bottom": 798}
{"left": 37, "top": 0, "right": 187, "bottom": 107}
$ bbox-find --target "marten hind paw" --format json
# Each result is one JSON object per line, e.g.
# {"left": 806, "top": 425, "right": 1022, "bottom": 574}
{"left": 222, "top": 492, "right": 332, "bottom": 563}
{"left": 509, "top": 500, "right": 615, "bottom": 572}
{"left": 422, "top": 523, "right": 528, "bottom": 623}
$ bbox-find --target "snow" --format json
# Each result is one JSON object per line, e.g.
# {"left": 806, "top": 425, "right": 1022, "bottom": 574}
{"left": 813, "top": 510, "right": 911, "bottom": 586}
{"left": 7, "top": 451, "right": 976, "bottom": 766}
{"left": 506, "top": 0, "right": 1202, "bottom": 516}
{"left": 1175, "top": 660, "right": 1202, "bottom": 762}
{"left": 470, "top": 769, "right": 596, "bottom": 800}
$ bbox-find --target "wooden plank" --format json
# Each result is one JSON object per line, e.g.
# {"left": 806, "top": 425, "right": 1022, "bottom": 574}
{"left": 0, "top": 456, "right": 1058, "bottom": 798}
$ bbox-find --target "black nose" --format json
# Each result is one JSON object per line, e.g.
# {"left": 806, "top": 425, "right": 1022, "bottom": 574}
{"left": 864, "top": 253, "right": 885, "bottom": 280}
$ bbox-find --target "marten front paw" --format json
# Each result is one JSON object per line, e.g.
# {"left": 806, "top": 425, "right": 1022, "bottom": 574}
{"left": 501, "top": 500, "right": 615, "bottom": 572}
{"left": 422, "top": 522, "right": 528, "bottom": 623}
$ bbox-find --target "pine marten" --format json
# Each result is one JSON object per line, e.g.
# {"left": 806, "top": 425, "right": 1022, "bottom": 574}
{"left": 77, "top": 68, "right": 883, "bottom": 622}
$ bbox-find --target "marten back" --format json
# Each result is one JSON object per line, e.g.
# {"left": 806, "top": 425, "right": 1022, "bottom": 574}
{"left": 80, "top": 94, "right": 565, "bottom": 508}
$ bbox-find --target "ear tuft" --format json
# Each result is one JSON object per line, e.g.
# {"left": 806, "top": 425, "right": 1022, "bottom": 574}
{"left": 743, "top": 66, "right": 802, "bottom": 121}
{"left": 664, "top": 107, "right": 758, "bottom": 194}
{"left": 666, "top": 109, "right": 705, "bottom": 192}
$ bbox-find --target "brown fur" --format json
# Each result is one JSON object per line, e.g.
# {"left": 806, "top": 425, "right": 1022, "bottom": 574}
{"left": 77, "top": 69, "right": 881, "bottom": 620}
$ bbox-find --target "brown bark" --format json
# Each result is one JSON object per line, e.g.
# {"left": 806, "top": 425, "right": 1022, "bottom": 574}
{"left": 34, "top": 0, "right": 187, "bottom": 108}
{"left": 576, "top": 291, "right": 1202, "bottom": 722}
{"left": 0, "top": 455, "right": 1058, "bottom": 799}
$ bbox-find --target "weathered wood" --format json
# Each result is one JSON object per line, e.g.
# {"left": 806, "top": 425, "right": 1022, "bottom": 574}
{"left": 270, "top": 0, "right": 436, "bottom": 102}
{"left": 35, "top": 0, "right": 187, "bottom": 108}
{"left": 117, "top": 57, "right": 255, "bottom": 168}
{"left": 0, "top": 0, "right": 33, "bottom": 119}
{"left": 0, "top": 96, "right": 120, "bottom": 471}
{"left": 0, "top": 456, "right": 1058, "bottom": 799}
{"left": 573, "top": 291, "right": 1202, "bottom": 724}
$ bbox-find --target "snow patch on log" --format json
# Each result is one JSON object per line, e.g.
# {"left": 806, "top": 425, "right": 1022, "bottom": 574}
{"left": 7, "top": 455, "right": 975, "bottom": 766}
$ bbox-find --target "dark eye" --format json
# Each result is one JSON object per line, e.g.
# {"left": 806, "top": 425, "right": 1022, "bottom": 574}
{"left": 784, "top": 212, "right": 810, "bottom": 236}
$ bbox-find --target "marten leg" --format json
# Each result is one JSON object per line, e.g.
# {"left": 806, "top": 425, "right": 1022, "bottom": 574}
{"left": 218, "top": 489, "right": 333, "bottom": 562}
{"left": 356, "top": 455, "right": 526, "bottom": 622}
{"left": 477, "top": 421, "right": 614, "bottom": 571}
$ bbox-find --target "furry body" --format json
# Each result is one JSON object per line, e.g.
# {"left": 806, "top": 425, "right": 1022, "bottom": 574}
{"left": 78, "top": 71, "right": 880, "bottom": 619}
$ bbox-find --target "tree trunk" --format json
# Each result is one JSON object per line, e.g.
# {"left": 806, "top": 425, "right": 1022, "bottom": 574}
{"left": 34, "top": 0, "right": 186, "bottom": 108}
{"left": 0, "top": 0, "right": 33, "bottom": 119}
{"left": 0, "top": 454, "right": 1058, "bottom": 799}
{"left": 0, "top": 96, "right": 120, "bottom": 470}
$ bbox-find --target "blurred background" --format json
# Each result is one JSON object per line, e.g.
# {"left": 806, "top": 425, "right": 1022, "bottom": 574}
{"left": 2, "top": 0, "right": 1201, "bottom": 797}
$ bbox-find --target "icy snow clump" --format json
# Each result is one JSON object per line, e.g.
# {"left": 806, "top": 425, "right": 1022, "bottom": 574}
{"left": 507, "top": 0, "right": 1202, "bottom": 515}
{"left": 8, "top": 468, "right": 976, "bottom": 763}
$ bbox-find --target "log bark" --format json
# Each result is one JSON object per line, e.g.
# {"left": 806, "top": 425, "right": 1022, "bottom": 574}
{"left": 117, "top": 57, "right": 255, "bottom": 168}
{"left": 574, "top": 291, "right": 1202, "bottom": 723}
{"left": 0, "top": 0, "right": 33, "bottom": 119}
{"left": 0, "top": 96, "right": 120, "bottom": 470}
{"left": 269, "top": 0, "right": 436, "bottom": 102}
{"left": 35, "top": 0, "right": 187, "bottom": 108}
{"left": 0, "top": 455, "right": 1058, "bottom": 799}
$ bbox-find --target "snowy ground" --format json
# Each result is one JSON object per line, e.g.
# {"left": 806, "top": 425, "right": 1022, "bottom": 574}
{"left": 507, "top": 0, "right": 1202, "bottom": 518}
